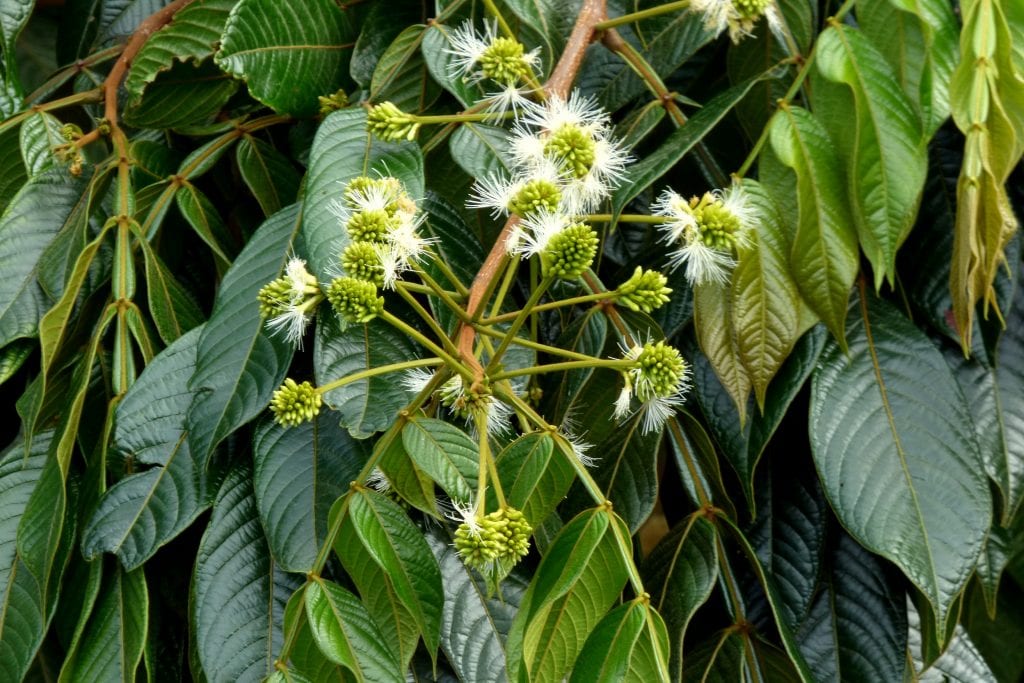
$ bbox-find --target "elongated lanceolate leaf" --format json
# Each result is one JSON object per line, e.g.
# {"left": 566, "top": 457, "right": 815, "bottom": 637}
{"left": 236, "top": 136, "right": 300, "bottom": 217}
{"left": 304, "top": 579, "right": 402, "bottom": 681}
{"left": 569, "top": 599, "right": 669, "bottom": 683}
{"left": 187, "top": 204, "right": 300, "bottom": 464}
{"left": 216, "top": 0, "right": 352, "bottom": 116}
{"left": 400, "top": 417, "right": 478, "bottom": 504}
{"left": 694, "top": 282, "right": 752, "bottom": 423}
{"left": 812, "top": 25, "right": 927, "bottom": 290}
{"left": 369, "top": 24, "right": 440, "bottom": 112}
{"left": 193, "top": 464, "right": 304, "bottom": 683}
{"left": 82, "top": 326, "right": 216, "bottom": 570}
{"left": 909, "top": 598, "right": 997, "bottom": 682}
{"left": 301, "top": 108, "right": 424, "bottom": 282}
{"left": 810, "top": 292, "right": 990, "bottom": 637}
{"left": 253, "top": 413, "right": 370, "bottom": 572}
{"left": 768, "top": 106, "right": 858, "bottom": 347}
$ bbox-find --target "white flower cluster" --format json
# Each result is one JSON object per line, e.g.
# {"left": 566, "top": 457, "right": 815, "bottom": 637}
{"left": 446, "top": 19, "right": 542, "bottom": 117}
{"left": 258, "top": 257, "right": 321, "bottom": 346}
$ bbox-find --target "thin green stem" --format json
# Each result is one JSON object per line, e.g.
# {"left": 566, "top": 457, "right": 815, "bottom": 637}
{"left": 489, "top": 257, "right": 520, "bottom": 319}
{"left": 481, "top": 291, "right": 613, "bottom": 324}
{"left": 585, "top": 213, "right": 663, "bottom": 224}
{"left": 485, "top": 275, "right": 554, "bottom": 373}
{"left": 490, "top": 358, "right": 632, "bottom": 381}
{"left": 0, "top": 89, "right": 103, "bottom": 136}
{"left": 394, "top": 284, "right": 463, "bottom": 358}
{"left": 595, "top": 0, "right": 690, "bottom": 30}
{"left": 381, "top": 311, "right": 470, "bottom": 377}
{"left": 26, "top": 45, "right": 123, "bottom": 103}
{"left": 398, "top": 281, "right": 464, "bottom": 299}
{"left": 428, "top": 252, "right": 470, "bottom": 296}
{"left": 472, "top": 324, "right": 602, "bottom": 362}
{"left": 317, "top": 357, "right": 443, "bottom": 395}
{"left": 414, "top": 268, "right": 471, "bottom": 319}
{"left": 412, "top": 110, "right": 514, "bottom": 124}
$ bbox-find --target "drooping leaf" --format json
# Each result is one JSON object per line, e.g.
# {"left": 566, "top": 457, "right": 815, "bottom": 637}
{"left": 909, "top": 597, "right": 997, "bottom": 682}
{"left": 856, "top": 0, "right": 959, "bottom": 136}
{"left": 496, "top": 432, "right": 574, "bottom": 530}
{"left": 236, "top": 135, "right": 301, "bottom": 217}
{"left": 301, "top": 107, "right": 424, "bottom": 282}
{"left": 796, "top": 531, "right": 907, "bottom": 682}
{"left": 344, "top": 487, "right": 444, "bottom": 657}
{"left": 767, "top": 106, "right": 858, "bottom": 346}
{"left": 314, "top": 312, "right": 421, "bottom": 439}
{"left": 124, "top": 0, "right": 236, "bottom": 100}
{"left": 253, "top": 412, "right": 370, "bottom": 572}
{"left": 810, "top": 291, "right": 991, "bottom": 637}
{"left": 303, "top": 579, "right": 402, "bottom": 681}
{"left": 138, "top": 238, "right": 205, "bottom": 344}
{"left": 57, "top": 566, "right": 148, "bottom": 683}
{"left": 642, "top": 516, "right": 718, "bottom": 679}
{"left": 569, "top": 599, "right": 669, "bottom": 683}
{"left": 811, "top": 25, "right": 928, "bottom": 289}
{"left": 426, "top": 528, "right": 527, "bottom": 683}
{"left": 693, "top": 282, "right": 752, "bottom": 423}
{"left": 187, "top": 204, "right": 300, "bottom": 464}
{"left": 216, "top": 0, "right": 353, "bottom": 116}
{"left": 506, "top": 507, "right": 630, "bottom": 682}
{"left": 122, "top": 60, "right": 239, "bottom": 130}
{"left": 193, "top": 464, "right": 304, "bottom": 683}
{"left": 401, "top": 416, "right": 478, "bottom": 504}
{"left": 175, "top": 181, "right": 236, "bottom": 265}
{"left": 82, "top": 326, "right": 216, "bottom": 570}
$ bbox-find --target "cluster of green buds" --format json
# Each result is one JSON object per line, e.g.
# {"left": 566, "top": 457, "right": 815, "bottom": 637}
{"left": 269, "top": 378, "right": 322, "bottom": 427}
{"left": 257, "top": 258, "right": 323, "bottom": 345}
{"left": 689, "top": 0, "right": 780, "bottom": 43}
{"left": 654, "top": 187, "right": 754, "bottom": 286}
{"left": 318, "top": 88, "right": 349, "bottom": 116}
{"left": 446, "top": 19, "right": 541, "bottom": 115}
{"left": 616, "top": 267, "right": 672, "bottom": 313}
{"left": 453, "top": 505, "right": 533, "bottom": 572}
{"left": 366, "top": 101, "right": 420, "bottom": 142}
{"left": 615, "top": 339, "right": 691, "bottom": 433}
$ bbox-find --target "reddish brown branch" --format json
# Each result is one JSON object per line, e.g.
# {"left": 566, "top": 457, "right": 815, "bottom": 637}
{"left": 456, "top": 0, "right": 608, "bottom": 383}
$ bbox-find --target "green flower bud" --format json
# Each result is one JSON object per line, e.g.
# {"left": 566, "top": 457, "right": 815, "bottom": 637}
{"left": 492, "top": 507, "right": 532, "bottom": 561}
{"left": 454, "top": 519, "right": 501, "bottom": 569}
{"left": 479, "top": 37, "right": 532, "bottom": 84}
{"left": 257, "top": 277, "right": 293, "bottom": 317}
{"left": 270, "top": 378, "right": 322, "bottom": 427}
{"left": 341, "top": 241, "right": 385, "bottom": 286}
{"left": 633, "top": 341, "right": 687, "bottom": 400}
{"left": 60, "top": 123, "right": 83, "bottom": 141}
{"left": 542, "top": 222, "right": 598, "bottom": 279}
{"left": 616, "top": 267, "right": 672, "bottom": 313}
{"left": 453, "top": 507, "right": 532, "bottom": 571}
{"left": 346, "top": 209, "right": 393, "bottom": 243}
{"left": 544, "top": 124, "right": 596, "bottom": 179}
{"left": 507, "top": 178, "right": 562, "bottom": 217}
{"left": 734, "top": 0, "right": 771, "bottom": 21}
{"left": 344, "top": 176, "right": 402, "bottom": 208}
{"left": 326, "top": 276, "right": 385, "bottom": 324}
{"left": 367, "top": 101, "right": 420, "bottom": 142}
{"left": 692, "top": 192, "right": 742, "bottom": 253}
{"left": 318, "top": 88, "right": 349, "bottom": 115}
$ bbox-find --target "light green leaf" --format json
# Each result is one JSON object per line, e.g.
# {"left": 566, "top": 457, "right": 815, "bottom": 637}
{"left": 350, "top": 2, "right": 422, "bottom": 87}
{"left": 421, "top": 24, "right": 485, "bottom": 108}
{"left": 497, "top": 432, "right": 573, "bottom": 530}
{"left": 216, "top": 0, "right": 352, "bottom": 116}
{"left": 304, "top": 579, "right": 402, "bottom": 681}
{"left": 314, "top": 313, "right": 420, "bottom": 439}
{"left": 856, "top": 0, "right": 958, "bottom": 137}
{"left": 642, "top": 517, "right": 718, "bottom": 679}
{"left": 767, "top": 106, "right": 858, "bottom": 347}
{"left": 138, "top": 238, "right": 204, "bottom": 344}
{"left": 82, "top": 326, "right": 216, "bottom": 570}
{"left": 797, "top": 532, "right": 908, "bottom": 682}
{"left": 345, "top": 487, "right": 444, "bottom": 657}
{"left": 0, "top": 339, "right": 31, "bottom": 384}
{"left": 909, "top": 598, "right": 997, "bottom": 682}
{"left": 401, "top": 417, "right": 478, "bottom": 503}
{"left": 302, "top": 108, "right": 424, "bottom": 282}
{"left": 253, "top": 412, "right": 370, "bottom": 572}
{"left": 694, "top": 282, "right": 752, "bottom": 423}
{"left": 0, "top": 170, "right": 88, "bottom": 348}
{"left": 810, "top": 292, "right": 991, "bottom": 638}
{"left": 426, "top": 528, "right": 527, "bottom": 683}
{"left": 449, "top": 123, "right": 514, "bottom": 180}
{"left": 569, "top": 600, "right": 668, "bottom": 683}
{"left": 506, "top": 507, "right": 630, "bottom": 682}
{"left": 57, "top": 566, "right": 148, "bottom": 683}
{"left": 812, "top": 25, "right": 927, "bottom": 289}
{"left": 375, "top": 429, "right": 437, "bottom": 515}
{"left": 0, "top": 0, "right": 32, "bottom": 90}
{"left": 193, "top": 464, "right": 304, "bottom": 683}
{"left": 187, "top": 204, "right": 300, "bottom": 464}
{"left": 236, "top": 136, "right": 300, "bottom": 217}
{"left": 125, "top": 0, "right": 236, "bottom": 101}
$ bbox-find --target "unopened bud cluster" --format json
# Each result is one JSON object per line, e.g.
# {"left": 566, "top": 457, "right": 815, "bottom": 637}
{"left": 616, "top": 267, "right": 672, "bottom": 313}
{"left": 454, "top": 507, "right": 533, "bottom": 571}
{"left": 270, "top": 379, "right": 322, "bottom": 427}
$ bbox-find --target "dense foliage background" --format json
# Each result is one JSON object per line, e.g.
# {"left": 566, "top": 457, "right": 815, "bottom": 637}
{"left": 1, "top": 0, "right": 1023, "bottom": 680}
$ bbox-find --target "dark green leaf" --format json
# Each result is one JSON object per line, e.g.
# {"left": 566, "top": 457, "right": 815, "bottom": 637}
{"left": 236, "top": 136, "right": 300, "bottom": 217}
{"left": 314, "top": 313, "right": 420, "bottom": 439}
{"left": 497, "top": 432, "right": 573, "bottom": 530}
{"left": 19, "top": 111, "right": 64, "bottom": 176}
{"left": 643, "top": 517, "right": 718, "bottom": 679}
{"left": 796, "top": 532, "right": 908, "bottom": 683}
{"left": 810, "top": 292, "right": 990, "bottom": 637}
{"left": 0, "top": 0, "right": 32, "bottom": 90}
{"left": 909, "top": 598, "right": 996, "bottom": 682}
{"left": 175, "top": 181, "right": 236, "bottom": 265}
{"left": 694, "top": 282, "right": 752, "bottom": 422}
{"left": 193, "top": 463, "right": 304, "bottom": 683}
{"left": 123, "top": 60, "right": 239, "bottom": 130}
{"left": 0, "top": 124, "right": 27, "bottom": 213}
{"left": 421, "top": 24, "right": 485, "bottom": 108}
{"left": 811, "top": 25, "right": 927, "bottom": 289}
{"left": 301, "top": 107, "right": 424, "bottom": 282}
{"left": 767, "top": 106, "right": 858, "bottom": 346}
{"left": 139, "top": 238, "right": 205, "bottom": 344}
{"left": 449, "top": 123, "right": 514, "bottom": 180}
{"left": 82, "top": 326, "right": 216, "bottom": 570}
{"left": 187, "top": 204, "right": 300, "bottom": 464}
{"left": 303, "top": 579, "right": 402, "bottom": 681}
{"left": 57, "top": 566, "right": 148, "bottom": 682}
{"left": 216, "top": 0, "right": 353, "bottom": 116}
{"left": 253, "top": 412, "right": 369, "bottom": 572}
{"left": 369, "top": 25, "right": 440, "bottom": 112}
{"left": 124, "top": 0, "right": 236, "bottom": 100}
{"left": 569, "top": 599, "right": 668, "bottom": 682}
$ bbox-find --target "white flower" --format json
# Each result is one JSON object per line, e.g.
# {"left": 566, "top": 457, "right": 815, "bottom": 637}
{"left": 444, "top": 20, "right": 540, "bottom": 86}
{"left": 365, "top": 466, "right": 391, "bottom": 493}
{"left": 689, "top": 0, "right": 783, "bottom": 43}
{"left": 401, "top": 367, "right": 436, "bottom": 394}
{"left": 266, "top": 303, "right": 313, "bottom": 348}
{"left": 613, "top": 380, "right": 633, "bottom": 421}
{"left": 556, "top": 427, "right": 598, "bottom": 468}
{"left": 444, "top": 496, "right": 482, "bottom": 535}
{"left": 518, "top": 91, "right": 610, "bottom": 134}
{"left": 466, "top": 161, "right": 564, "bottom": 218}
{"left": 483, "top": 83, "right": 537, "bottom": 119}
{"left": 445, "top": 21, "right": 493, "bottom": 80}
{"left": 620, "top": 340, "right": 691, "bottom": 434}
{"left": 512, "top": 209, "right": 569, "bottom": 260}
